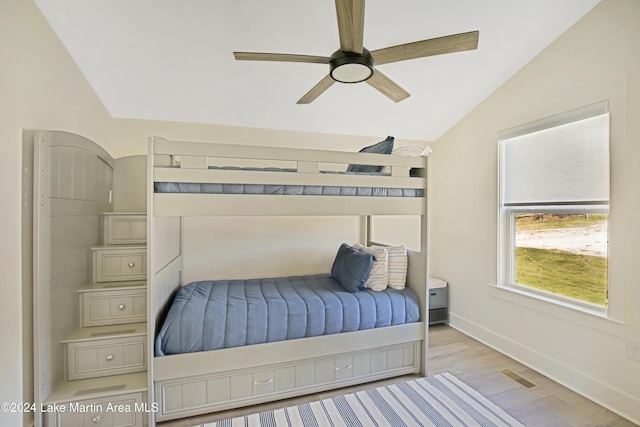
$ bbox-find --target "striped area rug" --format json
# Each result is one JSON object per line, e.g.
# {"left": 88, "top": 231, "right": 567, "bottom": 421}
{"left": 204, "top": 372, "right": 524, "bottom": 427}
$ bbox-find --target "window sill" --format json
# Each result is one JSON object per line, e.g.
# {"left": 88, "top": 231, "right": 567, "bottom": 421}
{"left": 488, "top": 283, "right": 625, "bottom": 338}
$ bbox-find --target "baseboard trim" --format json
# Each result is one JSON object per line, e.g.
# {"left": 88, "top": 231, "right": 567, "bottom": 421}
{"left": 449, "top": 312, "right": 640, "bottom": 425}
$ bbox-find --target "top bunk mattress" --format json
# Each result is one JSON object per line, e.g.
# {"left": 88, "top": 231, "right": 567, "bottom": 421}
{"left": 154, "top": 166, "right": 424, "bottom": 197}
{"left": 155, "top": 274, "right": 420, "bottom": 356}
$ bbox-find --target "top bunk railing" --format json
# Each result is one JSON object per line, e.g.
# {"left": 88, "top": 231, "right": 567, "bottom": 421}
{"left": 150, "top": 137, "right": 429, "bottom": 217}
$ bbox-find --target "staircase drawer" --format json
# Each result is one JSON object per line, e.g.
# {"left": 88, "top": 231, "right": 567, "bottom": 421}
{"left": 46, "top": 392, "right": 144, "bottom": 427}
{"left": 68, "top": 336, "right": 147, "bottom": 380}
{"left": 93, "top": 247, "right": 147, "bottom": 282}
{"left": 104, "top": 213, "right": 147, "bottom": 245}
{"left": 81, "top": 288, "right": 147, "bottom": 327}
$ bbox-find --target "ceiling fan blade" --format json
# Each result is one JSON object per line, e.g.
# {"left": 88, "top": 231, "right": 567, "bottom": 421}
{"left": 234, "top": 52, "right": 330, "bottom": 64}
{"left": 366, "top": 69, "right": 410, "bottom": 103}
{"left": 297, "top": 75, "right": 335, "bottom": 104}
{"left": 335, "top": 0, "right": 365, "bottom": 53}
{"left": 371, "top": 30, "right": 479, "bottom": 66}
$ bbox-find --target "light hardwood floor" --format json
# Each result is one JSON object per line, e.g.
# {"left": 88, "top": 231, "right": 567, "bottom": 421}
{"left": 158, "top": 325, "right": 637, "bottom": 426}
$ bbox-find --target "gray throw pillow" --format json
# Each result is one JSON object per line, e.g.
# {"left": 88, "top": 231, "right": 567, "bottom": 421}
{"left": 330, "top": 243, "right": 373, "bottom": 293}
{"left": 347, "top": 136, "right": 394, "bottom": 173}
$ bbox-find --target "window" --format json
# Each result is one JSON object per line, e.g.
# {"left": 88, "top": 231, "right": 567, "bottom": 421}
{"left": 498, "top": 102, "right": 610, "bottom": 310}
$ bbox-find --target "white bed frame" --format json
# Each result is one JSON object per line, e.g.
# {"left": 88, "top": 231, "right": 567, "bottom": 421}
{"left": 147, "top": 136, "right": 431, "bottom": 423}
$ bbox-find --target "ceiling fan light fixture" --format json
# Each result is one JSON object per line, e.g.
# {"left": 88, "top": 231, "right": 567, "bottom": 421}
{"left": 329, "top": 49, "right": 374, "bottom": 83}
{"left": 233, "top": 0, "right": 480, "bottom": 104}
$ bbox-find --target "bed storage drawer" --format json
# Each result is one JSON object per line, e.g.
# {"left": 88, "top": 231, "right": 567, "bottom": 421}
{"left": 93, "top": 246, "right": 147, "bottom": 282}
{"left": 200, "top": 368, "right": 288, "bottom": 403}
{"left": 103, "top": 213, "right": 147, "bottom": 245}
{"left": 80, "top": 285, "right": 147, "bottom": 327}
{"left": 156, "top": 340, "right": 420, "bottom": 421}
{"left": 45, "top": 392, "right": 144, "bottom": 427}
{"left": 67, "top": 336, "right": 147, "bottom": 380}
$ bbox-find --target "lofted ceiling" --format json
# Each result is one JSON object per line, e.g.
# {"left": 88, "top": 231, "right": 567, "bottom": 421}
{"left": 34, "top": 0, "right": 600, "bottom": 141}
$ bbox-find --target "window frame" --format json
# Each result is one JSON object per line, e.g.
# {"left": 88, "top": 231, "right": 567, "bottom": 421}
{"left": 504, "top": 206, "right": 609, "bottom": 313}
{"left": 498, "top": 102, "right": 610, "bottom": 314}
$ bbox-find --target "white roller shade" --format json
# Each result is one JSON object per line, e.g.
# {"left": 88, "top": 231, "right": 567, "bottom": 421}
{"left": 501, "top": 106, "right": 609, "bottom": 206}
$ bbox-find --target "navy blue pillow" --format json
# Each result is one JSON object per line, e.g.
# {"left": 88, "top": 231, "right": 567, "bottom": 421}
{"left": 330, "top": 243, "right": 373, "bottom": 293}
{"left": 347, "top": 136, "right": 395, "bottom": 173}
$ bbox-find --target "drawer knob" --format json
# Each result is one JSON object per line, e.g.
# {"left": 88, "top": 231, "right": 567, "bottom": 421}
{"left": 92, "top": 415, "right": 101, "bottom": 423}
{"left": 335, "top": 364, "right": 353, "bottom": 371}
{"left": 118, "top": 304, "right": 126, "bottom": 310}
{"left": 253, "top": 378, "right": 273, "bottom": 385}
{"left": 106, "top": 354, "right": 114, "bottom": 362}
{"left": 128, "top": 261, "right": 135, "bottom": 268}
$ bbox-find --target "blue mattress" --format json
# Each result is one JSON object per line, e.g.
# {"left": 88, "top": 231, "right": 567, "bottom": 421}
{"left": 154, "top": 166, "right": 424, "bottom": 197}
{"left": 155, "top": 274, "right": 420, "bottom": 356}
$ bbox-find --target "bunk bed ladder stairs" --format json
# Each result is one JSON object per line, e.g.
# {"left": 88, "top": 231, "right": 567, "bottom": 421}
{"left": 44, "top": 213, "right": 148, "bottom": 427}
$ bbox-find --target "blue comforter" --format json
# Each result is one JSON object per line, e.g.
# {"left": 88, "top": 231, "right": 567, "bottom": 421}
{"left": 154, "top": 166, "right": 424, "bottom": 197}
{"left": 155, "top": 274, "right": 420, "bottom": 356}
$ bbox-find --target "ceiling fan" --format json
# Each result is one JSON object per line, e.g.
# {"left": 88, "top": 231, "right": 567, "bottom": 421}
{"left": 233, "top": 0, "right": 479, "bottom": 104}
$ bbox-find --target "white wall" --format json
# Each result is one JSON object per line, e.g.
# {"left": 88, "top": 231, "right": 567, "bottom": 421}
{"left": 182, "top": 216, "right": 361, "bottom": 283}
{"left": 0, "top": 0, "right": 115, "bottom": 425}
{"left": 429, "top": 0, "right": 640, "bottom": 422}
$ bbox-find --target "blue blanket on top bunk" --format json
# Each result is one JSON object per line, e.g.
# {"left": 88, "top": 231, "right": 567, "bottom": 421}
{"left": 155, "top": 274, "right": 420, "bottom": 356}
{"left": 153, "top": 166, "right": 424, "bottom": 197}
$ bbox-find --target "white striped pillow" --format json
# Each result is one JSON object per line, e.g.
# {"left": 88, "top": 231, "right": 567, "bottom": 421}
{"left": 380, "top": 145, "right": 432, "bottom": 174}
{"left": 383, "top": 244, "right": 408, "bottom": 289}
{"left": 353, "top": 243, "right": 388, "bottom": 291}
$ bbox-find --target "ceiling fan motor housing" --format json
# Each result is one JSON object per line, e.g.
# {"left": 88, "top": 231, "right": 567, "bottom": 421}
{"left": 329, "top": 48, "right": 374, "bottom": 83}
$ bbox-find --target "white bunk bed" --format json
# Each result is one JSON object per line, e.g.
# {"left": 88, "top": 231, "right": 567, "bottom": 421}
{"left": 147, "top": 136, "right": 430, "bottom": 422}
